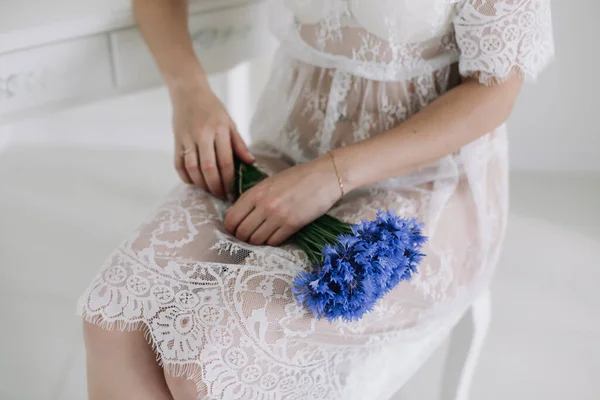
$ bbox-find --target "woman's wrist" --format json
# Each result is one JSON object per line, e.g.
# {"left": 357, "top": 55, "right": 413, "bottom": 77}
{"left": 164, "top": 61, "right": 210, "bottom": 95}
{"left": 309, "top": 154, "right": 347, "bottom": 204}
{"left": 327, "top": 131, "right": 408, "bottom": 194}
{"left": 319, "top": 147, "right": 366, "bottom": 196}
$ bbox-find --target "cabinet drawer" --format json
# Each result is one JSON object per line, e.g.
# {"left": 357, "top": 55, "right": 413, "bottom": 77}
{"left": 0, "top": 35, "right": 113, "bottom": 116}
{"left": 110, "top": 1, "right": 273, "bottom": 90}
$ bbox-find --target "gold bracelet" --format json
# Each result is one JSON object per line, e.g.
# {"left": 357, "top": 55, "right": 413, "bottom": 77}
{"left": 327, "top": 151, "right": 345, "bottom": 198}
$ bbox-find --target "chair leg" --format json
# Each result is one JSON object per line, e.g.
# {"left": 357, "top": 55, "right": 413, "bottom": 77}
{"left": 441, "top": 289, "right": 492, "bottom": 400}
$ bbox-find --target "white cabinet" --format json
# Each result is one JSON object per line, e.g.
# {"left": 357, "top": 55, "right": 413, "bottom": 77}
{"left": 0, "top": 35, "right": 113, "bottom": 116}
{"left": 0, "top": 0, "right": 273, "bottom": 124}
{"left": 111, "top": 2, "right": 272, "bottom": 91}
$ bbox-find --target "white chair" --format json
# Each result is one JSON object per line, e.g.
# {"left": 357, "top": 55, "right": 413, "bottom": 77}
{"left": 0, "top": 1, "right": 492, "bottom": 398}
{"left": 441, "top": 290, "right": 492, "bottom": 400}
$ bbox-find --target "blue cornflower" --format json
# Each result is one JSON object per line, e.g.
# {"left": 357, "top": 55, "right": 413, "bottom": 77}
{"left": 293, "top": 210, "right": 427, "bottom": 322}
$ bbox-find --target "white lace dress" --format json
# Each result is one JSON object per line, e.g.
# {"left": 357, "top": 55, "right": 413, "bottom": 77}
{"left": 78, "top": 1, "right": 554, "bottom": 399}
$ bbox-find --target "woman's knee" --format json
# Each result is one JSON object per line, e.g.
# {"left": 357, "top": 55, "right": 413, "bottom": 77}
{"left": 82, "top": 320, "right": 149, "bottom": 359}
{"left": 84, "top": 320, "right": 122, "bottom": 349}
{"left": 164, "top": 373, "right": 198, "bottom": 400}
{"left": 83, "top": 320, "right": 175, "bottom": 400}
{"left": 83, "top": 320, "right": 108, "bottom": 352}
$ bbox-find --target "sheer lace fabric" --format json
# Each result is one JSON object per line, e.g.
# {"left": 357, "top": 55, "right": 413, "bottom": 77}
{"left": 272, "top": 0, "right": 554, "bottom": 84}
{"left": 78, "top": 1, "right": 554, "bottom": 399}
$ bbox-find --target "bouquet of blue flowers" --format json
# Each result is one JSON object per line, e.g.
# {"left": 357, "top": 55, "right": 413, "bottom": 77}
{"left": 233, "top": 157, "right": 427, "bottom": 322}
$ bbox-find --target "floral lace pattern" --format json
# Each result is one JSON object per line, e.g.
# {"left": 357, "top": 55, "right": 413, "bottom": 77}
{"left": 454, "top": 0, "right": 555, "bottom": 84}
{"left": 273, "top": 0, "right": 553, "bottom": 84}
{"left": 79, "top": 1, "right": 553, "bottom": 399}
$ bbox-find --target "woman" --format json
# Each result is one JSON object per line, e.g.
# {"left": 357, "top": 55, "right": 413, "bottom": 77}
{"left": 79, "top": 0, "right": 554, "bottom": 399}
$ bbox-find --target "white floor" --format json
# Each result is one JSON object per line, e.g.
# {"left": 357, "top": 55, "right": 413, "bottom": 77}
{"left": 0, "top": 93, "right": 599, "bottom": 399}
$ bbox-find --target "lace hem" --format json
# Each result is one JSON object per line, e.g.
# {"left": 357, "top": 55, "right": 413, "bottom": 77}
{"left": 460, "top": 53, "right": 555, "bottom": 86}
{"left": 79, "top": 301, "right": 468, "bottom": 400}
{"left": 80, "top": 312, "right": 206, "bottom": 398}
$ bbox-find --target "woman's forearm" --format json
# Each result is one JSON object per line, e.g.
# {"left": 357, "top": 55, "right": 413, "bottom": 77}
{"left": 333, "top": 75, "right": 524, "bottom": 192}
{"left": 133, "top": 0, "right": 208, "bottom": 90}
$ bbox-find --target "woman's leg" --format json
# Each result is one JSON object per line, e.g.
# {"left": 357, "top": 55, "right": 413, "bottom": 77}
{"left": 164, "top": 374, "right": 199, "bottom": 400}
{"left": 83, "top": 321, "right": 174, "bottom": 400}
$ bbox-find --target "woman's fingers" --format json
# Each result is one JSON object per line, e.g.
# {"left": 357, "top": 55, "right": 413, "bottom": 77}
{"left": 184, "top": 148, "right": 206, "bottom": 188}
{"left": 233, "top": 209, "right": 266, "bottom": 242}
{"left": 230, "top": 126, "right": 255, "bottom": 164}
{"left": 215, "top": 126, "right": 234, "bottom": 196}
{"left": 174, "top": 139, "right": 193, "bottom": 184}
{"left": 198, "top": 129, "right": 224, "bottom": 198}
{"left": 248, "top": 218, "right": 280, "bottom": 245}
{"left": 177, "top": 121, "right": 247, "bottom": 200}
{"left": 224, "top": 193, "right": 255, "bottom": 234}
{"left": 180, "top": 137, "right": 206, "bottom": 188}
{"left": 266, "top": 226, "right": 296, "bottom": 247}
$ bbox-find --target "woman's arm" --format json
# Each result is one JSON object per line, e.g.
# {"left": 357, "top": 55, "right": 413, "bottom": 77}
{"left": 225, "top": 75, "right": 523, "bottom": 245}
{"left": 334, "top": 75, "right": 523, "bottom": 192}
{"left": 133, "top": 0, "right": 206, "bottom": 90}
{"left": 133, "top": 0, "right": 254, "bottom": 198}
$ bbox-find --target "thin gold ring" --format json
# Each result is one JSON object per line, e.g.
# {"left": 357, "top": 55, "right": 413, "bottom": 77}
{"left": 180, "top": 148, "right": 195, "bottom": 157}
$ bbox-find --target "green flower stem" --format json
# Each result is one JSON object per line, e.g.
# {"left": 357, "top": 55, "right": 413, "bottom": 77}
{"left": 233, "top": 156, "right": 353, "bottom": 264}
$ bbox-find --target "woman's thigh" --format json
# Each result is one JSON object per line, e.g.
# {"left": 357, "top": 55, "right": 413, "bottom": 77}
{"left": 83, "top": 321, "right": 174, "bottom": 400}
{"left": 163, "top": 374, "right": 198, "bottom": 400}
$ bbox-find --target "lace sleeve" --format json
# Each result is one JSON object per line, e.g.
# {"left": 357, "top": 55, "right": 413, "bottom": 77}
{"left": 453, "top": 0, "right": 555, "bottom": 85}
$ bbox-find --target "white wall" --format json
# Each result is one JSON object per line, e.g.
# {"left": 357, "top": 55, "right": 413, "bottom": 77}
{"left": 508, "top": 0, "right": 600, "bottom": 172}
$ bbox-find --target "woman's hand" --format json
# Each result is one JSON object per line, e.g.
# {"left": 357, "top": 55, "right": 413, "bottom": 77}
{"left": 224, "top": 156, "right": 342, "bottom": 246}
{"left": 170, "top": 83, "right": 255, "bottom": 199}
